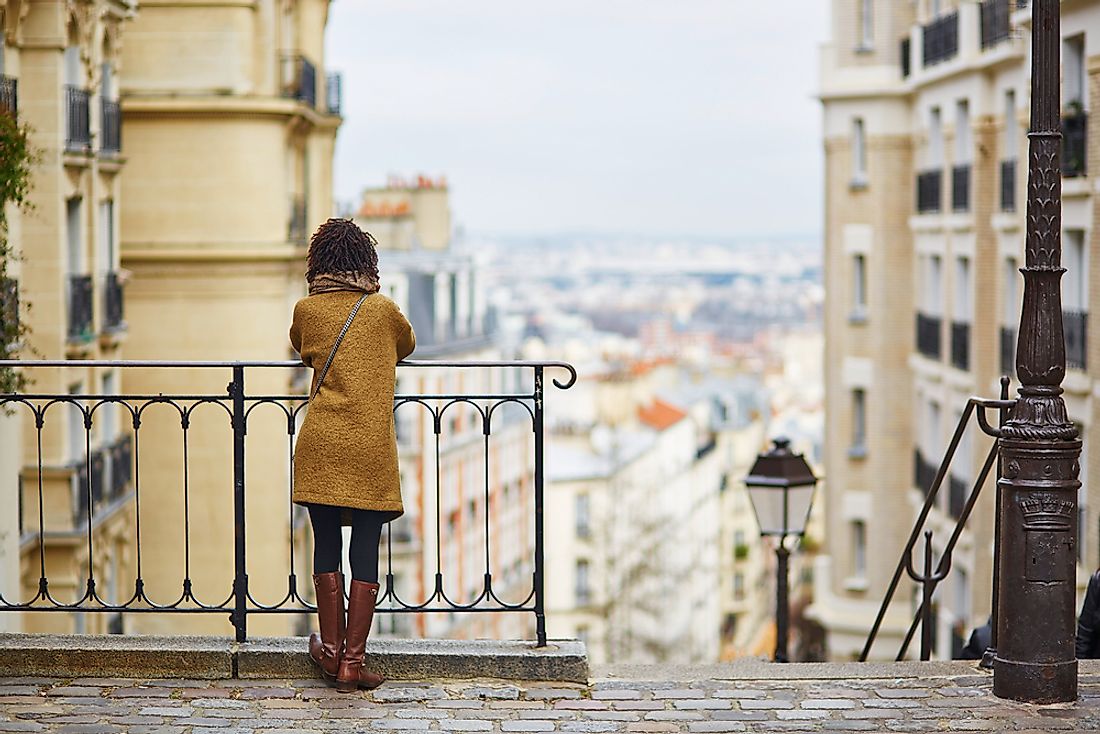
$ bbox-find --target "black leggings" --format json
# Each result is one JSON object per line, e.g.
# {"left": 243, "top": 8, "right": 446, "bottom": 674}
{"left": 307, "top": 504, "right": 386, "bottom": 583}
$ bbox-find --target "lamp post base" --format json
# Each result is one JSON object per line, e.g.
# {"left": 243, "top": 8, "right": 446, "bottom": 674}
{"left": 992, "top": 657, "right": 1077, "bottom": 703}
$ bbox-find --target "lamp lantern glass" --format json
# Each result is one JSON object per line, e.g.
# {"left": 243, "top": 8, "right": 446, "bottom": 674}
{"left": 745, "top": 437, "right": 818, "bottom": 538}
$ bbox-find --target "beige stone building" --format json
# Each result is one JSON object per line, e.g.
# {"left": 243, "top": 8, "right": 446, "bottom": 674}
{"left": 814, "top": 0, "right": 1099, "bottom": 660}
{"left": 0, "top": 0, "right": 137, "bottom": 634}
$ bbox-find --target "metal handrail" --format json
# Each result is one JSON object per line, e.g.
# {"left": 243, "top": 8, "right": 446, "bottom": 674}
{"left": 860, "top": 379, "right": 1014, "bottom": 661}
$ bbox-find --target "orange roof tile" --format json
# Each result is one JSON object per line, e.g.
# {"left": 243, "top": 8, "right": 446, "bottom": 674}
{"left": 637, "top": 398, "right": 687, "bottom": 431}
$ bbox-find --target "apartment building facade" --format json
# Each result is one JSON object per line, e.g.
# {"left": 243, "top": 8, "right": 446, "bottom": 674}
{"left": 815, "top": 0, "right": 1099, "bottom": 659}
{"left": 0, "top": 0, "right": 137, "bottom": 634}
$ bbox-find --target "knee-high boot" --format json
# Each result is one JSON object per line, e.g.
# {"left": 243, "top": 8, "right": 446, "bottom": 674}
{"left": 309, "top": 572, "right": 345, "bottom": 681}
{"left": 335, "top": 579, "right": 385, "bottom": 692}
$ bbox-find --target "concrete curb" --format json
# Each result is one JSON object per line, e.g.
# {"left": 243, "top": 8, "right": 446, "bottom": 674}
{"left": 0, "top": 634, "right": 588, "bottom": 683}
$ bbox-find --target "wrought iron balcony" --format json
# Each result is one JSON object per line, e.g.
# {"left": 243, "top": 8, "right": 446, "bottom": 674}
{"left": 951, "top": 164, "right": 970, "bottom": 212}
{"left": 65, "top": 86, "right": 91, "bottom": 151}
{"left": 916, "top": 170, "right": 942, "bottom": 213}
{"left": 1001, "top": 325, "right": 1017, "bottom": 375}
{"left": 1063, "top": 112, "right": 1087, "bottom": 177}
{"left": 326, "top": 72, "right": 342, "bottom": 115}
{"left": 916, "top": 313, "right": 942, "bottom": 360}
{"left": 288, "top": 195, "right": 308, "bottom": 244}
{"left": 0, "top": 359, "right": 576, "bottom": 646}
{"left": 67, "top": 274, "right": 94, "bottom": 341}
{"left": 900, "top": 38, "right": 911, "bottom": 78}
{"left": 1000, "top": 159, "right": 1016, "bottom": 212}
{"left": 0, "top": 75, "right": 17, "bottom": 118}
{"left": 281, "top": 54, "right": 317, "bottom": 108}
{"left": 1064, "top": 308, "right": 1087, "bottom": 370}
{"left": 101, "top": 98, "right": 121, "bottom": 154}
{"left": 104, "top": 271, "right": 125, "bottom": 331}
{"left": 980, "top": 0, "right": 1012, "bottom": 49}
{"left": 922, "top": 12, "right": 959, "bottom": 67}
{"left": 950, "top": 321, "right": 970, "bottom": 371}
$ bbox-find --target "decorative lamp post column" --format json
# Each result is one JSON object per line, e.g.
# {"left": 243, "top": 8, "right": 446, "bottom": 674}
{"left": 994, "top": 0, "right": 1081, "bottom": 704}
{"left": 745, "top": 437, "right": 818, "bottom": 663}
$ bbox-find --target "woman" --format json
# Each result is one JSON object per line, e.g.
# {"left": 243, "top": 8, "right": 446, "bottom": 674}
{"left": 290, "top": 218, "right": 415, "bottom": 692}
{"left": 1077, "top": 567, "right": 1100, "bottom": 659}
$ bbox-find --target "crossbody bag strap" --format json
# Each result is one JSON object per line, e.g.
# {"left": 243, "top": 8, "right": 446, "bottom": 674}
{"left": 308, "top": 293, "right": 369, "bottom": 405}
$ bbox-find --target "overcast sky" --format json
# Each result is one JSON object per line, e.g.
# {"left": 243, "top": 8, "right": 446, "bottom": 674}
{"left": 326, "top": 1, "right": 829, "bottom": 239}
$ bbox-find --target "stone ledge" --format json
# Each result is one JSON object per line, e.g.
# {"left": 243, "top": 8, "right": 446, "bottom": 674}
{"left": 0, "top": 634, "right": 588, "bottom": 683}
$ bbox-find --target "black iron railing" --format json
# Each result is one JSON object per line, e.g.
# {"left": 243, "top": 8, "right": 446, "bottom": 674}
{"left": 1063, "top": 113, "right": 1087, "bottom": 177}
{"left": 1001, "top": 325, "right": 1017, "bottom": 375}
{"left": 981, "top": 0, "right": 1012, "bottom": 48}
{"left": 951, "top": 164, "right": 970, "bottom": 212}
{"left": 104, "top": 272, "right": 124, "bottom": 331}
{"left": 281, "top": 54, "right": 317, "bottom": 108}
{"left": 0, "top": 359, "right": 576, "bottom": 646}
{"left": 1064, "top": 309, "right": 1087, "bottom": 370}
{"left": 65, "top": 86, "right": 91, "bottom": 151}
{"left": 67, "top": 275, "right": 94, "bottom": 341}
{"left": 951, "top": 321, "right": 970, "bottom": 371}
{"left": 1000, "top": 159, "right": 1016, "bottom": 211}
{"left": 101, "top": 99, "right": 121, "bottom": 154}
{"left": 923, "top": 12, "right": 959, "bottom": 67}
{"left": 289, "top": 195, "right": 308, "bottom": 244}
{"left": 917, "top": 170, "right": 942, "bottom": 213}
{"left": 0, "top": 75, "right": 17, "bottom": 118}
{"left": 326, "top": 72, "right": 342, "bottom": 115}
{"left": 916, "top": 312, "right": 942, "bottom": 359}
{"left": 864, "top": 383, "right": 1013, "bottom": 661}
{"left": 900, "top": 38, "right": 911, "bottom": 78}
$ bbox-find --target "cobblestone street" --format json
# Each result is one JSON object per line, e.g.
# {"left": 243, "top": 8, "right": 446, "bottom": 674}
{"left": 2, "top": 668, "right": 1100, "bottom": 733}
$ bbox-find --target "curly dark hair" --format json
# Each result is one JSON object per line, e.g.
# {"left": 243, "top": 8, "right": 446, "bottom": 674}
{"left": 306, "top": 218, "right": 380, "bottom": 281}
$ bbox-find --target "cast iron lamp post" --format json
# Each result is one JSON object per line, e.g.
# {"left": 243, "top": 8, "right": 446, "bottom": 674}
{"left": 745, "top": 437, "right": 818, "bottom": 663}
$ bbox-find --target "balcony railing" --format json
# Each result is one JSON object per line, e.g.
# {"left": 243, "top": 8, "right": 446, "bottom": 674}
{"left": 288, "top": 195, "right": 308, "bottom": 244}
{"left": 1063, "top": 112, "right": 1087, "bottom": 177}
{"left": 916, "top": 170, "right": 942, "bottom": 213}
{"left": 950, "top": 321, "right": 970, "bottom": 371}
{"left": 67, "top": 275, "right": 94, "bottom": 341}
{"left": 951, "top": 164, "right": 970, "bottom": 212}
{"left": 326, "top": 72, "right": 342, "bottom": 115}
{"left": 916, "top": 312, "right": 942, "bottom": 360}
{"left": 923, "top": 12, "right": 959, "bottom": 67}
{"left": 0, "top": 359, "right": 577, "bottom": 646}
{"left": 0, "top": 75, "right": 17, "bottom": 118}
{"left": 101, "top": 98, "right": 121, "bottom": 154}
{"left": 281, "top": 54, "right": 317, "bottom": 108}
{"left": 1000, "top": 159, "right": 1016, "bottom": 212}
{"left": 1064, "top": 309, "right": 1087, "bottom": 370}
{"left": 980, "top": 0, "right": 1012, "bottom": 49}
{"left": 900, "top": 37, "right": 911, "bottom": 79}
{"left": 104, "top": 271, "right": 124, "bottom": 331}
{"left": 1001, "top": 325, "right": 1017, "bottom": 375}
{"left": 65, "top": 86, "right": 91, "bottom": 151}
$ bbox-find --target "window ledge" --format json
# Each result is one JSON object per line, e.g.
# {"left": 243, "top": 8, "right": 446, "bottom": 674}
{"left": 849, "top": 177, "right": 869, "bottom": 192}
{"left": 854, "top": 44, "right": 875, "bottom": 55}
{"left": 847, "top": 445, "right": 867, "bottom": 461}
{"left": 848, "top": 310, "right": 868, "bottom": 325}
{"left": 843, "top": 576, "right": 869, "bottom": 592}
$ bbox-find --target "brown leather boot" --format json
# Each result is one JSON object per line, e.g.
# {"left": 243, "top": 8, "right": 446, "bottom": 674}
{"left": 335, "top": 579, "right": 385, "bottom": 692}
{"left": 309, "top": 572, "right": 345, "bottom": 681}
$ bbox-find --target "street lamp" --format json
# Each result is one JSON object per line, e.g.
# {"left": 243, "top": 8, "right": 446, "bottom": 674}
{"left": 744, "top": 437, "right": 818, "bottom": 663}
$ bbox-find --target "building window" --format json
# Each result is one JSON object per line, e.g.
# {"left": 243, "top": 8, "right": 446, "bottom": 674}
{"left": 575, "top": 625, "right": 589, "bottom": 644}
{"left": 575, "top": 492, "right": 590, "bottom": 539}
{"left": 1079, "top": 425, "right": 1088, "bottom": 563}
{"left": 1004, "top": 257, "right": 1020, "bottom": 324}
{"left": 1003, "top": 90, "right": 1017, "bottom": 154}
{"left": 929, "top": 107, "right": 943, "bottom": 167}
{"left": 66, "top": 197, "right": 84, "bottom": 275}
{"left": 852, "top": 521, "right": 867, "bottom": 579}
{"left": 734, "top": 571, "right": 745, "bottom": 601}
{"left": 853, "top": 253, "right": 867, "bottom": 318}
{"left": 924, "top": 254, "right": 943, "bottom": 315}
{"left": 575, "top": 559, "right": 590, "bottom": 606}
{"left": 954, "top": 566, "right": 971, "bottom": 628}
{"left": 859, "top": 0, "right": 874, "bottom": 49}
{"left": 852, "top": 388, "right": 867, "bottom": 455}
{"left": 955, "top": 100, "right": 970, "bottom": 163}
{"left": 1064, "top": 230, "right": 1087, "bottom": 311}
{"left": 852, "top": 118, "right": 867, "bottom": 185}
{"left": 954, "top": 256, "right": 971, "bottom": 322}
{"left": 1064, "top": 35, "right": 1086, "bottom": 109}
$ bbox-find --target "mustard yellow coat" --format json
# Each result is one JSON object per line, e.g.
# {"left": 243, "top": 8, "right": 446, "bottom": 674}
{"left": 290, "top": 291, "right": 416, "bottom": 521}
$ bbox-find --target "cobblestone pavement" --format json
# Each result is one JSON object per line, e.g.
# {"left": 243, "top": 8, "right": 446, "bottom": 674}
{"left": 2, "top": 672, "right": 1100, "bottom": 733}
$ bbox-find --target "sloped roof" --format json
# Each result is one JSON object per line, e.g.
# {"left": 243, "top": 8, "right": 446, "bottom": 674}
{"left": 637, "top": 398, "right": 688, "bottom": 431}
